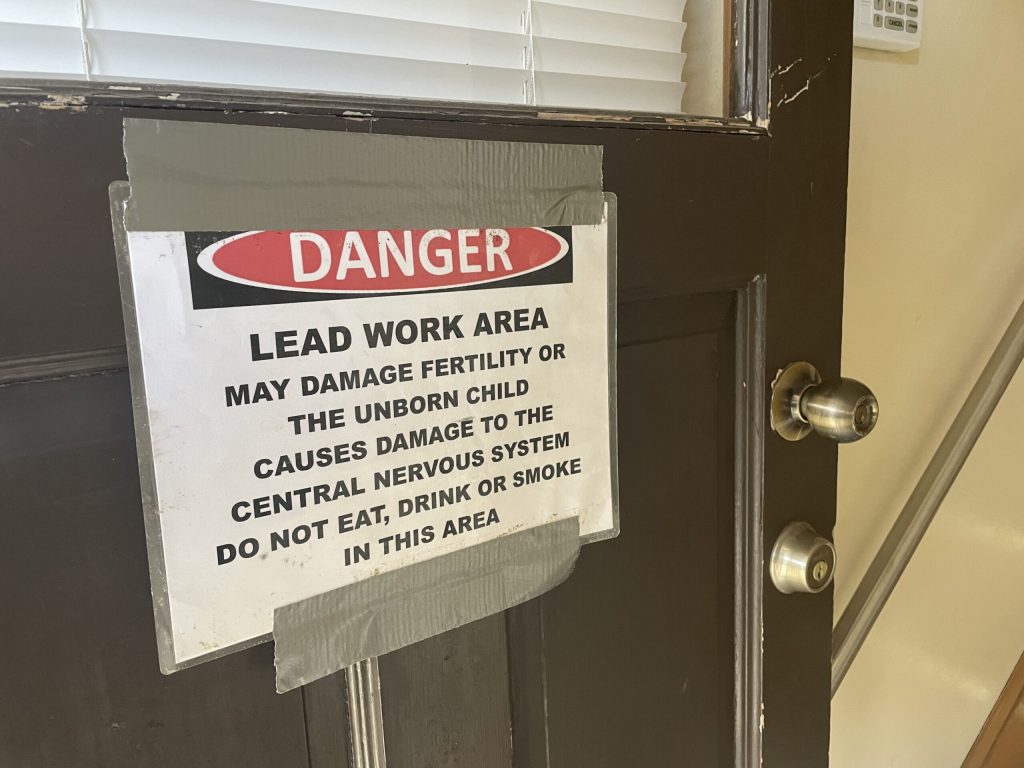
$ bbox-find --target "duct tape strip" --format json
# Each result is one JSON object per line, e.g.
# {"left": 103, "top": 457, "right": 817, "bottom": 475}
{"left": 122, "top": 118, "right": 604, "bottom": 231}
{"left": 273, "top": 516, "right": 581, "bottom": 693}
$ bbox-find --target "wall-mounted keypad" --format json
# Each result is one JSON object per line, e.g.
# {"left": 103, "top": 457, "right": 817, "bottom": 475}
{"left": 879, "top": 1, "right": 919, "bottom": 34}
{"left": 857, "top": 0, "right": 921, "bottom": 50}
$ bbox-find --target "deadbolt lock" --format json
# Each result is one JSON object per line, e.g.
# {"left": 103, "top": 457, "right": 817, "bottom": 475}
{"left": 770, "top": 522, "right": 836, "bottom": 595}
{"left": 770, "top": 362, "right": 879, "bottom": 443}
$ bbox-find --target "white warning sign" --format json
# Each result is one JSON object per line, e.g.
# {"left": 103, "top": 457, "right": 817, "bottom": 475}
{"left": 121, "top": 216, "right": 616, "bottom": 668}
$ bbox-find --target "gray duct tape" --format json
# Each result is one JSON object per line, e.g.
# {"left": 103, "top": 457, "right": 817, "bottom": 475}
{"left": 122, "top": 118, "right": 604, "bottom": 231}
{"left": 273, "top": 516, "right": 581, "bottom": 693}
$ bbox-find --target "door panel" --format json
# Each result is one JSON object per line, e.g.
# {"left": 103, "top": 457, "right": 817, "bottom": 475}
{"left": 0, "top": 373, "right": 310, "bottom": 768}
{"left": 0, "top": 108, "right": 128, "bottom": 360}
{"left": 530, "top": 297, "right": 737, "bottom": 767}
{"left": 377, "top": 292, "right": 741, "bottom": 767}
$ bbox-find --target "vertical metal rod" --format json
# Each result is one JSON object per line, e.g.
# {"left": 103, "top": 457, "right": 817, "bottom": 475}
{"left": 345, "top": 657, "right": 387, "bottom": 768}
{"left": 734, "top": 278, "right": 765, "bottom": 767}
{"left": 831, "top": 296, "right": 1024, "bottom": 696}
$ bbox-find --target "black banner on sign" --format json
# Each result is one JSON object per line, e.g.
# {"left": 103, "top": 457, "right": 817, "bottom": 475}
{"left": 185, "top": 227, "right": 574, "bottom": 310}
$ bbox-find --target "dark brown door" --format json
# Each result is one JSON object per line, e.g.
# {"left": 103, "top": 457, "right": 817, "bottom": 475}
{"left": 0, "top": 4, "right": 851, "bottom": 767}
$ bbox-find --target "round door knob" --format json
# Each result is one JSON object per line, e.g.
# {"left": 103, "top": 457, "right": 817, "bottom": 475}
{"left": 770, "top": 522, "right": 836, "bottom": 595}
{"left": 770, "top": 361, "right": 879, "bottom": 442}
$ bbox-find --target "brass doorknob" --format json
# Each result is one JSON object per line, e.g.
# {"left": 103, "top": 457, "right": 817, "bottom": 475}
{"left": 770, "top": 522, "right": 836, "bottom": 594}
{"left": 770, "top": 362, "right": 879, "bottom": 443}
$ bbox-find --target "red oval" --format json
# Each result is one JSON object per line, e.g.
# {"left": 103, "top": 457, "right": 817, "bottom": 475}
{"left": 197, "top": 228, "right": 569, "bottom": 294}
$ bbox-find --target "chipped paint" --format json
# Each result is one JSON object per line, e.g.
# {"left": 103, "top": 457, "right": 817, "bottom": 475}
{"left": 772, "top": 58, "right": 803, "bottom": 77}
{"left": 772, "top": 56, "right": 834, "bottom": 110}
{"left": 538, "top": 110, "right": 634, "bottom": 122}
{"left": 779, "top": 82, "right": 811, "bottom": 106}
{"left": 739, "top": 110, "right": 770, "bottom": 131}
{"left": 0, "top": 81, "right": 767, "bottom": 135}
{"left": 38, "top": 93, "right": 87, "bottom": 111}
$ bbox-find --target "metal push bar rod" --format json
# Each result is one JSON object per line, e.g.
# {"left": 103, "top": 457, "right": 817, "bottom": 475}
{"left": 831, "top": 296, "right": 1024, "bottom": 696}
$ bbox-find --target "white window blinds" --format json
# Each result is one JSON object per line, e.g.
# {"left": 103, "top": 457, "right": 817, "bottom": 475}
{"left": 0, "top": 0, "right": 690, "bottom": 113}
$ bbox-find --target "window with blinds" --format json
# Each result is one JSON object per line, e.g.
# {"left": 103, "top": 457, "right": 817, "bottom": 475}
{"left": 0, "top": 0, "right": 726, "bottom": 115}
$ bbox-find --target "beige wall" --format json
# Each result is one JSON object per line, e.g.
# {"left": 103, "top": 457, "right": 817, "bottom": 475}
{"left": 832, "top": 2, "right": 1024, "bottom": 766}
